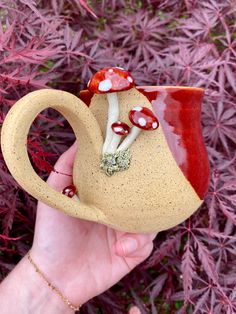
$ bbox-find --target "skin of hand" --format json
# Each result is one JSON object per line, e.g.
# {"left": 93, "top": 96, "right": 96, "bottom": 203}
{"left": 29, "top": 141, "right": 157, "bottom": 310}
{"left": 128, "top": 306, "right": 142, "bottom": 314}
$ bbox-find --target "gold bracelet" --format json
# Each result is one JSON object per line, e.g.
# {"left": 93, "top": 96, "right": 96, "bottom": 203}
{"left": 27, "top": 251, "right": 81, "bottom": 312}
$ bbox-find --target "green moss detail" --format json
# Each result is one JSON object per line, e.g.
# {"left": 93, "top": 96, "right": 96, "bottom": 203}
{"left": 100, "top": 149, "right": 131, "bottom": 176}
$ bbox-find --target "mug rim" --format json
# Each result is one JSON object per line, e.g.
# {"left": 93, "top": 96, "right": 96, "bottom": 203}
{"left": 137, "top": 86, "right": 204, "bottom": 92}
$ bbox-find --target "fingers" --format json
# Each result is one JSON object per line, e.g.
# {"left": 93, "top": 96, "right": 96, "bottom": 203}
{"left": 150, "top": 232, "right": 158, "bottom": 241}
{"left": 130, "top": 241, "right": 154, "bottom": 259}
{"left": 128, "top": 306, "right": 141, "bottom": 314}
{"left": 114, "top": 232, "right": 157, "bottom": 257}
{"left": 46, "top": 141, "right": 78, "bottom": 191}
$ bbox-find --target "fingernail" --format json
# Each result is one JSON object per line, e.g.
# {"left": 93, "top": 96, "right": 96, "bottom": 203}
{"left": 120, "top": 237, "right": 138, "bottom": 255}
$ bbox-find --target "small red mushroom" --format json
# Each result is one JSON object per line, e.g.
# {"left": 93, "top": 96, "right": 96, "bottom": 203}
{"left": 62, "top": 184, "right": 77, "bottom": 198}
{"left": 87, "top": 67, "right": 135, "bottom": 154}
{"left": 111, "top": 121, "right": 130, "bottom": 135}
{"left": 117, "top": 106, "right": 159, "bottom": 151}
{"left": 106, "top": 121, "right": 130, "bottom": 153}
{"left": 129, "top": 107, "right": 159, "bottom": 131}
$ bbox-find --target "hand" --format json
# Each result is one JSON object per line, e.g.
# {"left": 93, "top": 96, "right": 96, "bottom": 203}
{"left": 30, "top": 142, "right": 157, "bottom": 309}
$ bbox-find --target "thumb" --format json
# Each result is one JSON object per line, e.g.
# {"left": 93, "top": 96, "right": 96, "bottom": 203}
{"left": 46, "top": 141, "right": 78, "bottom": 192}
{"left": 128, "top": 306, "right": 141, "bottom": 314}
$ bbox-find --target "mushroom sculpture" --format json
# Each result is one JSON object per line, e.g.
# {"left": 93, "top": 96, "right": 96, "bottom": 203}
{"left": 62, "top": 184, "right": 77, "bottom": 198}
{"left": 87, "top": 67, "right": 135, "bottom": 154}
{"left": 99, "top": 121, "right": 131, "bottom": 176}
{"left": 117, "top": 106, "right": 159, "bottom": 151}
{"left": 107, "top": 121, "right": 130, "bottom": 153}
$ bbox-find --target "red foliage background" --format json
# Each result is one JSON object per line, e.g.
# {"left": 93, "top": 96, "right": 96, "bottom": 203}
{"left": 0, "top": 1, "right": 236, "bottom": 313}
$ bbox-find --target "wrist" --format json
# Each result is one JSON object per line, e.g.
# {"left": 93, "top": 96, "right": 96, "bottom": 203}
{"left": 0, "top": 254, "right": 73, "bottom": 314}
{"left": 24, "top": 253, "right": 75, "bottom": 314}
{"left": 30, "top": 247, "right": 89, "bottom": 307}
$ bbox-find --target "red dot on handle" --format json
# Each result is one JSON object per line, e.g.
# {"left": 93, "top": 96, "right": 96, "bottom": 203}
{"left": 62, "top": 185, "right": 77, "bottom": 198}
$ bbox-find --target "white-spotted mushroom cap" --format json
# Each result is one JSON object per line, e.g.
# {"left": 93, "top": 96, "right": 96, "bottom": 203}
{"left": 87, "top": 67, "right": 135, "bottom": 94}
{"left": 129, "top": 106, "right": 159, "bottom": 131}
{"left": 62, "top": 185, "right": 77, "bottom": 198}
{"left": 111, "top": 121, "right": 130, "bottom": 135}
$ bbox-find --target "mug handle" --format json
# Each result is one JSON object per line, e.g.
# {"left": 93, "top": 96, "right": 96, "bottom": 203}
{"left": 1, "top": 89, "right": 106, "bottom": 223}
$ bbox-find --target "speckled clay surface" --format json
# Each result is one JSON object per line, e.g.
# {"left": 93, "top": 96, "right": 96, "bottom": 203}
{"left": 1, "top": 88, "right": 203, "bottom": 233}
{"left": 82, "top": 88, "right": 202, "bottom": 232}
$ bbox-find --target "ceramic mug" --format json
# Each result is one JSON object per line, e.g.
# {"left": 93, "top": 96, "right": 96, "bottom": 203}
{"left": 1, "top": 86, "right": 210, "bottom": 233}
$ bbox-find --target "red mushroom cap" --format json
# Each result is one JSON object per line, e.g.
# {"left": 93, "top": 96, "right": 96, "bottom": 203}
{"left": 111, "top": 121, "right": 130, "bottom": 135}
{"left": 129, "top": 107, "right": 159, "bottom": 131}
{"left": 62, "top": 185, "right": 77, "bottom": 198}
{"left": 87, "top": 67, "right": 135, "bottom": 94}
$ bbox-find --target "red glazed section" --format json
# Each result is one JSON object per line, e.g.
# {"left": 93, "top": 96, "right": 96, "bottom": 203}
{"left": 79, "top": 89, "right": 93, "bottom": 105}
{"left": 138, "top": 86, "right": 210, "bottom": 200}
{"left": 79, "top": 87, "right": 210, "bottom": 199}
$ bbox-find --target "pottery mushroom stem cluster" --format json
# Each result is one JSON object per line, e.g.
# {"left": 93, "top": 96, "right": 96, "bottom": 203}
{"left": 99, "top": 106, "right": 159, "bottom": 176}
{"left": 88, "top": 68, "right": 159, "bottom": 176}
{"left": 118, "top": 106, "right": 159, "bottom": 151}
{"left": 87, "top": 67, "right": 135, "bottom": 154}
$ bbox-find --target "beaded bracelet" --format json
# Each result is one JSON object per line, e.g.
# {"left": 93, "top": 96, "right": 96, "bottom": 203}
{"left": 27, "top": 251, "right": 81, "bottom": 312}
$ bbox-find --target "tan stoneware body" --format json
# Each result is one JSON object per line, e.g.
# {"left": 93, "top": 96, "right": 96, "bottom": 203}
{"left": 1, "top": 88, "right": 203, "bottom": 233}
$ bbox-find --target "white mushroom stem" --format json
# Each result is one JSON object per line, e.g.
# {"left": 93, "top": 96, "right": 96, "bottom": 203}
{"left": 106, "top": 134, "right": 122, "bottom": 154}
{"left": 102, "top": 92, "right": 119, "bottom": 154}
{"left": 117, "top": 127, "right": 141, "bottom": 151}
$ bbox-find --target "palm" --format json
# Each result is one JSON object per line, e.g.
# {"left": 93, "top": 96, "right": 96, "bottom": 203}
{"left": 31, "top": 143, "right": 156, "bottom": 305}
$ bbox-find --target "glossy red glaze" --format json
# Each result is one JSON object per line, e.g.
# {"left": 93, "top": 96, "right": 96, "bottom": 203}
{"left": 138, "top": 86, "right": 210, "bottom": 200}
{"left": 111, "top": 121, "right": 130, "bottom": 135}
{"left": 129, "top": 106, "right": 159, "bottom": 130}
{"left": 79, "top": 87, "right": 210, "bottom": 200}
{"left": 87, "top": 67, "right": 135, "bottom": 94}
{"left": 62, "top": 184, "right": 77, "bottom": 198}
{"left": 79, "top": 89, "right": 93, "bottom": 106}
